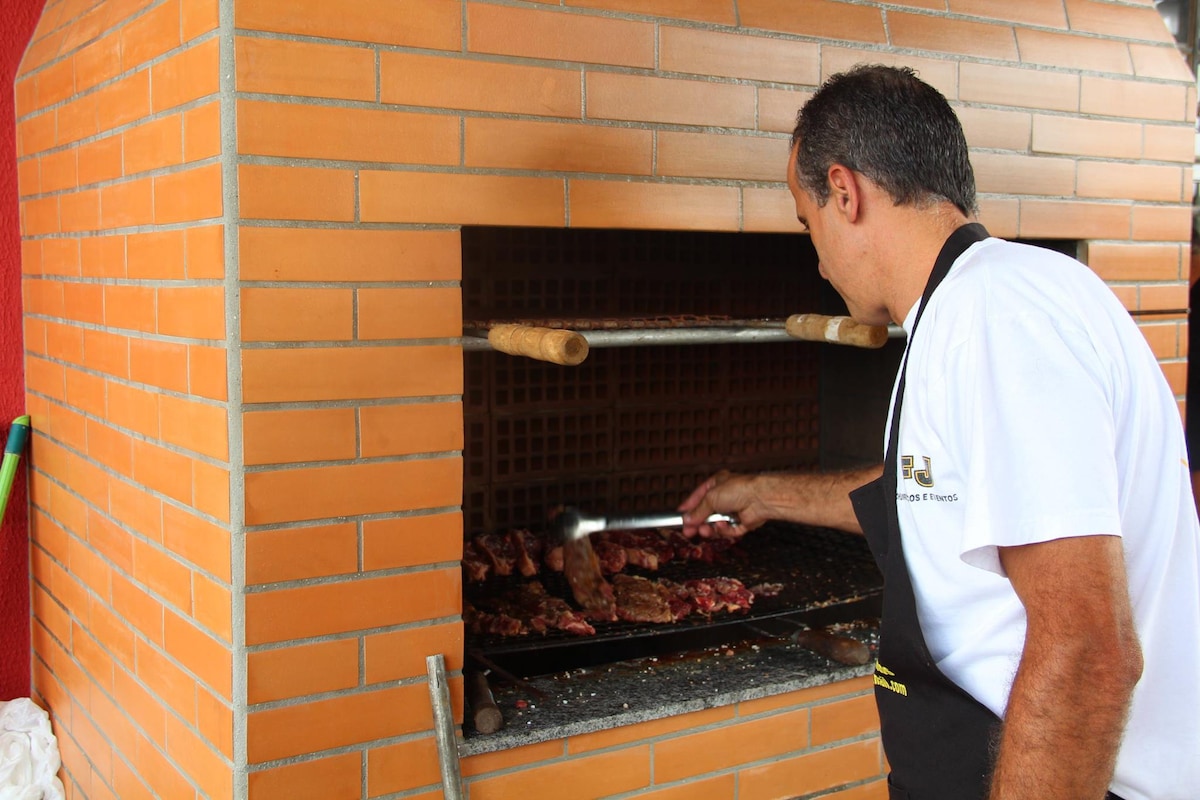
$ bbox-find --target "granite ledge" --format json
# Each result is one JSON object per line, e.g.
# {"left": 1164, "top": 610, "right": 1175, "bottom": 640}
{"left": 459, "top": 626, "right": 879, "bottom": 757}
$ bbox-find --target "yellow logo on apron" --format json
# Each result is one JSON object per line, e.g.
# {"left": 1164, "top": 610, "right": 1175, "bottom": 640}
{"left": 874, "top": 661, "right": 908, "bottom": 696}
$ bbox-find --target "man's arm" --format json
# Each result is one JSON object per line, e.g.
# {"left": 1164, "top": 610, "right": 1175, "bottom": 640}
{"left": 679, "top": 465, "right": 882, "bottom": 537}
{"left": 990, "top": 534, "right": 1143, "bottom": 800}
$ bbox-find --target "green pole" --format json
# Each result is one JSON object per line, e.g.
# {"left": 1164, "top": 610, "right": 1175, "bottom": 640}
{"left": 0, "top": 416, "right": 31, "bottom": 524}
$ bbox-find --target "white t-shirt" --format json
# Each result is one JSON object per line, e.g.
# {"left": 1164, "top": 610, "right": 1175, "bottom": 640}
{"left": 891, "top": 237, "right": 1200, "bottom": 800}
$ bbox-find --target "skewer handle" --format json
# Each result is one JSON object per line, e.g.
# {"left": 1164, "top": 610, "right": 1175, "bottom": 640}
{"left": 793, "top": 628, "right": 871, "bottom": 666}
{"left": 785, "top": 314, "right": 888, "bottom": 349}
{"left": 487, "top": 324, "right": 590, "bottom": 366}
{"left": 466, "top": 671, "right": 504, "bottom": 734}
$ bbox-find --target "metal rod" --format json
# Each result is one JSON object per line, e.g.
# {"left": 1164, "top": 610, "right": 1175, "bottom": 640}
{"left": 466, "top": 647, "right": 547, "bottom": 699}
{"left": 426, "top": 654, "right": 465, "bottom": 800}
{"left": 462, "top": 323, "right": 904, "bottom": 350}
{"left": 556, "top": 508, "right": 739, "bottom": 541}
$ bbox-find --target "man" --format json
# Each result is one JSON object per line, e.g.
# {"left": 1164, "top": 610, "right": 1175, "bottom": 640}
{"left": 1188, "top": 218, "right": 1200, "bottom": 508}
{"left": 680, "top": 65, "right": 1200, "bottom": 800}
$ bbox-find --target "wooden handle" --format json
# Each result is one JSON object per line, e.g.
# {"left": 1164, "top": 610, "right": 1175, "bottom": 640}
{"left": 487, "top": 324, "right": 589, "bottom": 366}
{"left": 793, "top": 628, "right": 871, "bottom": 666}
{"left": 785, "top": 314, "right": 888, "bottom": 349}
{"left": 466, "top": 671, "right": 504, "bottom": 734}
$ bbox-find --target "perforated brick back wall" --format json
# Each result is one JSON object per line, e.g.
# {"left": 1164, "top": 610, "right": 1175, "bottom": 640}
{"left": 462, "top": 226, "right": 823, "bottom": 533}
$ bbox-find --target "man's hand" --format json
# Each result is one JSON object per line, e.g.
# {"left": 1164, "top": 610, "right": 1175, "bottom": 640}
{"left": 678, "top": 471, "right": 772, "bottom": 538}
{"left": 991, "top": 534, "right": 1142, "bottom": 800}
{"left": 678, "top": 466, "right": 882, "bottom": 538}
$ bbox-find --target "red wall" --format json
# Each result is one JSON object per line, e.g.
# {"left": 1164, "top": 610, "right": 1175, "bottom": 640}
{"left": 1, "top": 0, "right": 46, "bottom": 699}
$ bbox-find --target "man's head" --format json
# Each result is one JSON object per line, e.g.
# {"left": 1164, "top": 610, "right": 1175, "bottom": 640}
{"left": 791, "top": 65, "right": 976, "bottom": 217}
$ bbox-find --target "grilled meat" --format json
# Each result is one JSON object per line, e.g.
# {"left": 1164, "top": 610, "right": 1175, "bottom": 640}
{"left": 562, "top": 536, "right": 616, "bottom": 618}
{"left": 486, "top": 582, "right": 596, "bottom": 637}
{"left": 474, "top": 532, "right": 517, "bottom": 577}
{"left": 464, "top": 525, "right": 738, "bottom": 582}
{"left": 544, "top": 543, "right": 564, "bottom": 572}
{"left": 466, "top": 518, "right": 759, "bottom": 638}
{"left": 666, "top": 530, "right": 735, "bottom": 563}
{"left": 462, "top": 541, "right": 492, "bottom": 582}
{"left": 605, "top": 529, "right": 674, "bottom": 570}
{"left": 682, "top": 577, "right": 754, "bottom": 615}
{"left": 612, "top": 574, "right": 676, "bottom": 624}
{"left": 656, "top": 578, "right": 696, "bottom": 621}
{"left": 595, "top": 539, "right": 628, "bottom": 574}
{"left": 464, "top": 601, "right": 525, "bottom": 637}
{"left": 468, "top": 574, "right": 757, "bottom": 638}
{"left": 508, "top": 528, "right": 543, "bottom": 577}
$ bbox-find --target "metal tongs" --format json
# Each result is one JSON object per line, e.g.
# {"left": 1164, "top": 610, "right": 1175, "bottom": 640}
{"left": 551, "top": 506, "right": 739, "bottom": 542}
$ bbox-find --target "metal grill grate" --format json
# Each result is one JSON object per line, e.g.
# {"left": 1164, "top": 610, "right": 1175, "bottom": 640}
{"left": 466, "top": 523, "right": 884, "bottom": 676}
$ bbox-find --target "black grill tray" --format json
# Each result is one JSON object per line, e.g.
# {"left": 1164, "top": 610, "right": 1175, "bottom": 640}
{"left": 465, "top": 524, "right": 883, "bottom": 677}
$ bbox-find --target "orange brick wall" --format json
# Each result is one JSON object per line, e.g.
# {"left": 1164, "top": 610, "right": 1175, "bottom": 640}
{"left": 451, "top": 679, "right": 883, "bottom": 800}
{"left": 16, "top": 0, "right": 231, "bottom": 797}
{"left": 246, "top": 676, "right": 882, "bottom": 800}
{"left": 15, "top": 0, "right": 1196, "bottom": 798}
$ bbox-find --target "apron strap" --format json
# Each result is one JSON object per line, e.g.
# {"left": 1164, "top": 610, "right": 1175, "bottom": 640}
{"left": 864, "top": 221, "right": 998, "bottom": 800}
{"left": 884, "top": 222, "right": 989, "bottom": 521}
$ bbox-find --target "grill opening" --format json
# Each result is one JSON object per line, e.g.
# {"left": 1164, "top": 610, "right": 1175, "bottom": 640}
{"left": 460, "top": 226, "right": 900, "bottom": 685}
{"left": 462, "top": 226, "right": 905, "bottom": 530}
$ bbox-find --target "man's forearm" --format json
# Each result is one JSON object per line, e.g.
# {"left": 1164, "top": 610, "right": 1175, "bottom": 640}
{"left": 991, "top": 537, "right": 1143, "bottom": 799}
{"left": 750, "top": 465, "right": 881, "bottom": 534}
{"left": 989, "top": 637, "right": 1138, "bottom": 799}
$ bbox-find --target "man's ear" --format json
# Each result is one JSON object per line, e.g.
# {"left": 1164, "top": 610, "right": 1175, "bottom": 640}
{"left": 826, "top": 164, "right": 861, "bottom": 223}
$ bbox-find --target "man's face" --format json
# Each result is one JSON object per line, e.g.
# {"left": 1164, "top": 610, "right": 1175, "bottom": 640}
{"left": 785, "top": 143, "right": 891, "bottom": 325}
{"left": 787, "top": 145, "right": 858, "bottom": 315}
{"left": 786, "top": 158, "right": 825, "bottom": 272}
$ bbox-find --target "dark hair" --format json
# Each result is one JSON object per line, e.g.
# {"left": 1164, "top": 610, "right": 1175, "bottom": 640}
{"left": 791, "top": 65, "right": 976, "bottom": 216}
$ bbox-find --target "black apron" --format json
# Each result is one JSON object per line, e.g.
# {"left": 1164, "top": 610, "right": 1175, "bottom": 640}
{"left": 849, "top": 222, "right": 1001, "bottom": 800}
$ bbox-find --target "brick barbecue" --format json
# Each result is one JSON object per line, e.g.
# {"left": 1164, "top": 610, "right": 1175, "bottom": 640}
{"left": 13, "top": 0, "right": 1195, "bottom": 798}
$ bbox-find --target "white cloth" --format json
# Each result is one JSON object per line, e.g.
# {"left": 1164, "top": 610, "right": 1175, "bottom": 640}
{"left": 0, "top": 699, "right": 64, "bottom": 800}
{"left": 891, "top": 237, "right": 1200, "bottom": 800}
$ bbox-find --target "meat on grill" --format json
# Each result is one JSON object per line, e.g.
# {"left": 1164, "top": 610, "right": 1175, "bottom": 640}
{"left": 599, "top": 529, "right": 734, "bottom": 570}
{"left": 544, "top": 537, "right": 627, "bottom": 575}
{"left": 474, "top": 532, "right": 517, "bottom": 577}
{"left": 465, "top": 526, "right": 738, "bottom": 582}
{"left": 682, "top": 577, "right": 755, "bottom": 615}
{"left": 490, "top": 582, "right": 596, "bottom": 637}
{"left": 605, "top": 529, "right": 674, "bottom": 570}
{"left": 464, "top": 601, "right": 526, "bottom": 637}
{"left": 470, "top": 575, "right": 755, "bottom": 637}
{"left": 464, "top": 522, "right": 755, "bottom": 636}
{"left": 612, "top": 574, "right": 676, "bottom": 624}
{"left": 665, "top": 530, "right": 735, "bottom": 563}
{"left": 508, "top": 529, "right": 543, "bottom": 577}
{"left": 462, "top": 529, "right": 545, "bottom": 580}
{"left": 543, "top": 543, "right": 564, "bottom": 572}
{"left": 462, "top": 541, "right": 492, "bottom": 582}
{"left": 656, "top": 578, "right": 697, "bottom": 621}
{"left": 595, "top": 540, "right": 628, "bottom": 574}
{"left": 562, "top": 537, "right": 616, "bottom": 619}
